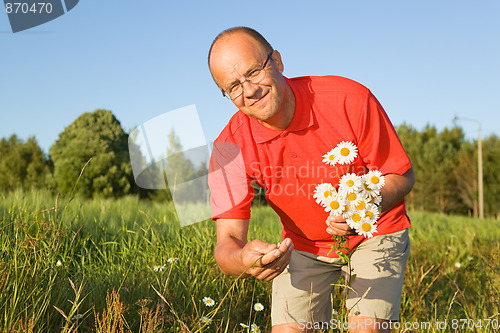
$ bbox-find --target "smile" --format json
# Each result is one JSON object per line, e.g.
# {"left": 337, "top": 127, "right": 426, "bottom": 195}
{"left": 251, "top": 91, "right": 269, "bottom": 106}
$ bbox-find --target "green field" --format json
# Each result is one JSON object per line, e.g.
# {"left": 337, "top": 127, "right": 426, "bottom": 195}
{"left": 0, "top": 190, "right": 498, "bottom": 332}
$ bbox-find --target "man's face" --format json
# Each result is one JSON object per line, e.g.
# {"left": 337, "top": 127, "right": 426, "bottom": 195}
{"left": 209, "top": 33, "right": 288, "bottom": 127}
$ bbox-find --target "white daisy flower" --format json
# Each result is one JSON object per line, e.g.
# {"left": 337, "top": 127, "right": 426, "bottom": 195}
{"left": 346, "top": 211, "right": 365, "bottom": 229}
{"left": 313, "top": 183, "right": 336, "bottom": 205}
{"left": 341, "top": 202, "right": 356, "bottom": 219}
{"left": 203, "top": 297, "right": 215, "bottom": 307}
{"left": 361, "top": 182, "right": 381, "bottom": 198}
{"left": 167, "top": 257, "right": 179, "bottom": 264}
{"left": 322, "top": 148, "right": 338, "bottom": 166}
{"left": 333, "top": 141, "right": 358, "bottom": 165}
{"left": 345, "top": 191, "right": 363, "bottom": 207}
{"left": 364, "top": 204, "right": 380, "bottom": 223}
{"left": 153, "top": 265, "right": 166, "bottom": 272}
{"left": 339, "top": 173, "right": 362, "bottom": 194}
{"left": 367, "top": 195, "right": 382, "bottom": 206}
{"left": 364, "top": 170, "right": 385, "bottom": 190}
{"left": 201, "top": 316, "right": 212, "bottom": 325}
{"left": 251, "top": 324, "right": 261, "bottom": 333}
{"left": 240, "top": 323, "right": 250, "bottom": 328}
{"left": 454, "top": 262, "right": 461, "bottom": 268}
{"left": 323, "top": 195, "right": 346, "bottom": 216}
{"left": 355, "top": 220, "right": 378, "bottom": 238}
{"left": 71, "top": 314, "right": 83, "bottom": 321}
{"left": 253, "top": 302, "right": 264, "bottom": 311}
{"left": 353, "top": 197, "right": 370, "bottom": 211}
{"left": 56, "top": 260, "right": 62, "bottom": 267}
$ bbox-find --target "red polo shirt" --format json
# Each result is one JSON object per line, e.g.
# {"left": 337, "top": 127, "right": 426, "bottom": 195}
{"left": 208, "top": 75, "right": 412, "bottom": 257}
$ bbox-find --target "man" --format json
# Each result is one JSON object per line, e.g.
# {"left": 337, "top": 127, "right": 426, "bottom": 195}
{"left": 207, "top": 26, "right": 415, "bottom": 333}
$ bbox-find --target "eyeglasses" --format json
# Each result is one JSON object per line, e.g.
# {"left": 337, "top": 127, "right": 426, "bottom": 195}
{"left": 222, "top": 52, "right": 273, "bottom": 100}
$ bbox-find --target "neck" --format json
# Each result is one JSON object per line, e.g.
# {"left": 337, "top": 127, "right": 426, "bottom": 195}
{"left": 259, "top": 82, "right": 296, "bottom": 131}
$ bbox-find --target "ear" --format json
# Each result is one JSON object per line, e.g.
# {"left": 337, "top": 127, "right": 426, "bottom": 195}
{"left": 272, "top": 50, "right": 284, "bottom": 74}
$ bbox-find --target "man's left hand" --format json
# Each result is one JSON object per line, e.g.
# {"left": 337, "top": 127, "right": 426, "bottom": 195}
{"left": 325, "top": 215, "right": 357, "bottom": 236}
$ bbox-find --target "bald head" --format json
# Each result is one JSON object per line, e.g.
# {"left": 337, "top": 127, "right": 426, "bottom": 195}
{"left": 208, "top": 27, "right": 273, "bottom": 73}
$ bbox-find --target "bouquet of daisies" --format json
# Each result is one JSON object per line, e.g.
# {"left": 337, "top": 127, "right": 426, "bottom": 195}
{"left": 313, "top": 141, "right": 385, "bottom": 239}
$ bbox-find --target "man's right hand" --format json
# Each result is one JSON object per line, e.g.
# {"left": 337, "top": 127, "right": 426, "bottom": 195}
{"left": 214, "top": 218, "right": 294, "bottom": 281}
{"left": 241, "top": 238, "right": 293, "bottom": 281}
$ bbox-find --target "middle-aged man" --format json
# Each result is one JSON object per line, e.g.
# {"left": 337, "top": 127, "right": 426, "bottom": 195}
{"left": 207, "top": 26, "right": 415, "bottom": 333}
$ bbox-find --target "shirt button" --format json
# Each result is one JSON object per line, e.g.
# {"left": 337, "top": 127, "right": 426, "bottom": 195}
{"left": 291, "top": 152, "right": 297, "bottom": 158}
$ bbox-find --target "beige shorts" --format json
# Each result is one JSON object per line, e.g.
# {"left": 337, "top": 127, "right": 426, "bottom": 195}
{"left": 271, "top": 229, "right": 410, "bottom": 326}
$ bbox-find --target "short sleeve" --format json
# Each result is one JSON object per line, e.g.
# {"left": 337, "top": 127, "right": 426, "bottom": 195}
{"left": 356, "top": 91, "right": 412, "bottom": 175}
{"left": 208, "top": 140, "right": 254, "bottom": 220}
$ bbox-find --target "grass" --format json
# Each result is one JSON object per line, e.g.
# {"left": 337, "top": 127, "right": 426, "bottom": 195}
{"left": 0, "top": 189, "right": 499, "bottom": 332}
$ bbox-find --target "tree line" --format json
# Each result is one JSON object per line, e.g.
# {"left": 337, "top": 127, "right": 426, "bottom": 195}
{"left": 0, "top": 109, "right": 498, "bottom": 218}
{"left": 0, "top": 109, "right": 204, "bottom": 203}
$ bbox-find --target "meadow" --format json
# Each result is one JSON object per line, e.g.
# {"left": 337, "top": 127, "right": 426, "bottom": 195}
{"left": 0, "top": 190, "right": 498, "bottom": 332}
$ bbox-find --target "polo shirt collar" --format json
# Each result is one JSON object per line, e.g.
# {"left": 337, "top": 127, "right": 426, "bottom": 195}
{"left": 250, "top": 77, "right": 314, "bottom": 144}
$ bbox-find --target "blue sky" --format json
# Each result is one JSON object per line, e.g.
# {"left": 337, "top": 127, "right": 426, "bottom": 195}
{"left": 1, "top": 0, "right": 499, "bottom": 155}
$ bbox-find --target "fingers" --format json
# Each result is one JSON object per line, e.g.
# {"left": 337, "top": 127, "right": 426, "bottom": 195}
{"left": 325, "top": 215, "right": 356, "bottom": 236}
{"left": 250, "top": 238, "right": 294, "bottom": 281}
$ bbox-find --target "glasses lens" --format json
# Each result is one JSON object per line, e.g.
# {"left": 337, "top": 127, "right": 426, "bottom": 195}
{"left": 227, "top": 85, "right": 242, "bottom": 100}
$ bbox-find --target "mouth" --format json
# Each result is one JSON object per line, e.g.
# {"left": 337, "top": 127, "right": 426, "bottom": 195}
{"left": 251, "top": 91, "right": 269, "bottom": 106}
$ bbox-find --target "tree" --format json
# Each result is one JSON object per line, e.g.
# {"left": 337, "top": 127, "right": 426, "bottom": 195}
{"left": 0, "top": 134, "right": 49, "bottom": 192}
{"left": 49, "top": 109, "right": 133, "bottom": 198}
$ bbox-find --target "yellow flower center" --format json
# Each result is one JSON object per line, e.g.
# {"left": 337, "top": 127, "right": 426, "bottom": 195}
{"left": 366, "top": 211, "right": 373, "bottom": 219}
{"left": 371, "top": 176, "right": 380, "bottom": 184}
{"left": 340, "top": 147, "right": 350, "bottom": 156}
{"left": 362, "top": 223, "right": 372, "bottom": 232}
{"left": 355, "top": 201, "right": 366, "bottom": 210}
{"left": 352, "top": 213, "right": 361, "bottom": 222}
{"left": 346, "top": 180, "right": 355, "bottom": 187}
{"left": 368, "top": 197, "right": 375, "bottom": 204}
{"left": 342, "top": 205, "right": 349, "bottom": 213}
{"left": 347, "top": 192, "right": 357, "bottom": 201}
{"left": 323, "top": 191, "right": 331, "bottom": 198}
{"left": 329, "top": 154, "right": 335, "bottom": 160}
{"left": 330, "top": 200, "right": 340, "bottom": 210}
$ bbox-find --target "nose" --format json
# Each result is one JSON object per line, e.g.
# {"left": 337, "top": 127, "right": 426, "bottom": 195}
{"left": 241, "top": 79, "right": 260, "bottom": 98}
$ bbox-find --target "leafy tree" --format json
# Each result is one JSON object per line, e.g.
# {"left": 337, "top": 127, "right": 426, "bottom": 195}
{"left": 49, "top": 109, "right": 133, "bottom": 198}
{"left": 483, "top": 134, "right": 500, "bottom": 217}
{"left": 0, "top": 134, "right": 49, "bottom": 192}
{"left": 149, "top": 129, "right": 209, "bottom": 203}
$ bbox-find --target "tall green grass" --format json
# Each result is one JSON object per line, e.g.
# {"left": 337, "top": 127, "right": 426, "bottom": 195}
{"left": 0, "top": 190, "right": 498, "bottom": 332}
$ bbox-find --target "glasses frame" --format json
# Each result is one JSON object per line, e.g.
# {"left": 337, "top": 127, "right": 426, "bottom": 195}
{"left": 221, "top": 51, "right": 274, "bottom": 100}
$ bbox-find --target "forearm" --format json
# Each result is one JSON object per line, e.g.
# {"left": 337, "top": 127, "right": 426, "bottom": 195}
{"left": 379, "top": 167, "right": 415, "bottom": 212}
{"left": 214, "top": 234, "right": 251, "bottom": 278}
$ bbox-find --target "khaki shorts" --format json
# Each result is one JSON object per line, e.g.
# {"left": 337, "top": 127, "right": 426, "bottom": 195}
{"left": 271, "top": 229, "right": 410, "bottom": 326}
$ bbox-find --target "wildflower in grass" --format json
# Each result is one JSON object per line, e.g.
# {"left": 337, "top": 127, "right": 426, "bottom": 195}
{"left": 203, "top": 297, "right": 215, "bottom": 307}
{"left": 251, "top": 324, "right": 261, "bottom": 333}
{"left": 56, "top": 260, "right": 62, "bottom": 267}
{"left": 71, "top": 314, "right": 83, "bottom": 321}
{"left": 322, "top": 148, "right": 338, "bottom": 166}
{"left": 153, "top": 265, "right": 166, "bottom": 272}
{"left": 240, "top": 323, "right": 249, "bottom": 328}
{"left": 454, "top": 262, "right": 461, "bottom": 268}
{"left": 339, "top": 173, "right": 362, "bottom": 194}
{"left": 201, "top": 316, "right": 211, "bottom": 325}
{"left": 333, "top": 141, "right": 358, "bottom": 165}
{"left": 167, "top": 257, "right": 179, "bottom": 264}
{"left": 364, "top": 170, "right": 385, "bottom": 190}
{"left": 253, "top": 302, "right": 264, "bottom": 311}
{"left": 467, "top": 256, "right": 473, "bottom": 261}
{"left": 313, "top": 183, "right": 335, "bottom": 204}
{"left": 355, "top": 219, "right": 378, "bottom": 238}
